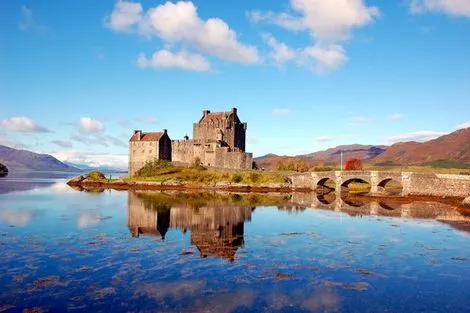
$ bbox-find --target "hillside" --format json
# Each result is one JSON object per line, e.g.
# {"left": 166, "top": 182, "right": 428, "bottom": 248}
{"left": 304, "top": 144, "right": 387, "bottom": 163}
{"left": 0, "top": 145, "right": 80, "bottom": 172}
{"left": 372, "top": 127, "right": 470, "bottom": 166}
{"left": 255, "top": 128, "right": 470, "bottom": 170}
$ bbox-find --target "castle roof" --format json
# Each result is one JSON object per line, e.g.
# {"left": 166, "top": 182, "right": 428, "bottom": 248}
{"left": 199, "top": 108, "right": 238, "bottom": 123}
{"left": 129, "top": 132, "right": 164, "bottom": 142}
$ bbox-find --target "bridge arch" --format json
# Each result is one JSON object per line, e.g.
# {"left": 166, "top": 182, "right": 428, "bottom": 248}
{"left": 340, "top": 178, "right": 371, "bottom": 194}
{"left": 317, "top": 177, "right": 336, "bottom": 193}
{"left": 377, "top": 178, "right": 403, "bottom": 195}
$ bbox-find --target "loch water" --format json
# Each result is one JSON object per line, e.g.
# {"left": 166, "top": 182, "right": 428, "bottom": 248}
{"left": 1, "top": 177, "right": 470, "bottom": 312}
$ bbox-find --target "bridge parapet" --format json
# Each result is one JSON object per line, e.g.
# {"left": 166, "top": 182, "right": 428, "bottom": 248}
{"left": 289, "top": 170, "right": 470, "bottom": 198}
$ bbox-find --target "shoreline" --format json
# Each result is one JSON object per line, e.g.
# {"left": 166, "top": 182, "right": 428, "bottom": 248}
{"left": 67, "top": 179, "right": 469, "bottom": 208}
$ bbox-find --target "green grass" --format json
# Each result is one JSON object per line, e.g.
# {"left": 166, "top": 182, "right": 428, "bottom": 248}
{"left": 422, "top": 160, "right": 470, "bottom": 169}
{"left": 126, "top": 160, "right": 287, "bottom": 185}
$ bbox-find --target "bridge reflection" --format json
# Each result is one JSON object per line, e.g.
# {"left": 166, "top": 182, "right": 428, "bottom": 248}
{"left": 127, "top": 191, "right": 470, "bottom": 260}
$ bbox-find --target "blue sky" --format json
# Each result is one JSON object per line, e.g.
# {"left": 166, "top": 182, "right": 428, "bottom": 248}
{"left": 1, "top": 0, "right": 469, "bottom": 168}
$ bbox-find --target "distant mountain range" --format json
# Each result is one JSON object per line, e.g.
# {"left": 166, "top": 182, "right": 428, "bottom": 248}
{"left": 255, "top": 128, "right": 470, "bottom": 170}
{"left": 0, "top": 145, "right": 80, "bottom": 172}
{"left": 63, "top": 161, "right": 127, "bottom": 173}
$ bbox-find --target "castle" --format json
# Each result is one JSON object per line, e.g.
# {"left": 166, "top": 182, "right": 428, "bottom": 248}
{"left": 128, "top": 108, "right": 253, "bottom": 176}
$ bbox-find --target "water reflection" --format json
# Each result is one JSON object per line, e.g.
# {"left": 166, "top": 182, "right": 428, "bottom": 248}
{"left": 128, "top": 191, "right": 254, "bottom": 260}
{"left": 127, "top": 191, "right": 470, "bottom": 262}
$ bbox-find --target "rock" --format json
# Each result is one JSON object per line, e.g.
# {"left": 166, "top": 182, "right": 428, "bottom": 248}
{"left": 67, "top": 175, "right": 84, "bottom": 184}
{"left": 463, "top": 197, "right": 470, "bottom": 208}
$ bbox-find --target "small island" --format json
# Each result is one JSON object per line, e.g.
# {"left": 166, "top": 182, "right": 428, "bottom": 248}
{"left": 0, "top": 162, "right": 8, "bottom": 177}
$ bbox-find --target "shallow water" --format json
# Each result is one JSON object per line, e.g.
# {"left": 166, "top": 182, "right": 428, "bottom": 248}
{"left": 0, "top": 177, "right": 469, "bottom": 312}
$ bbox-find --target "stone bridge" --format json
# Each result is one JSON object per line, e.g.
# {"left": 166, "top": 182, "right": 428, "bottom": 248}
{"left": 290, "top": 171, "right": 470, "bottom": 198}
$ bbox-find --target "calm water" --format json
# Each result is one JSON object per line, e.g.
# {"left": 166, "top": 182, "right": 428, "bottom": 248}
{"left": 1, "top": 177, "right": 470, "bottom": 312}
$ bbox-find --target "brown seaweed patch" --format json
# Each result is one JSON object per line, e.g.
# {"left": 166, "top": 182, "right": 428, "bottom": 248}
{"left": 92, "top": 287, "right": 116, "bottom": 300}
{"left": 275, "top": 272, "right": 294, "bottom": 279}
{"left": 354, "top": 269, "right": 377, "bottom": 276}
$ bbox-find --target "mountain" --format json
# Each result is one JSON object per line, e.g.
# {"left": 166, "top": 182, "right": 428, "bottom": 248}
{"left": 303, "top": 144, "right": 387, "bottom": 163}
{"left": 63, "top": 161, "right": 127, "bottom": 173}
{"left": 372, "top": 127, "right": 470, "bottom": 166}
{"left": 255, "top": 128, "right": 470, "bottom": 170}
{"left": 0, "top": 145, "right": 80, "bottom": 172}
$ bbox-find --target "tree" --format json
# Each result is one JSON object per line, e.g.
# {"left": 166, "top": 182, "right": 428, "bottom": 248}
{"left": 0, "top": 162, "right": 8, "bottom": 177}
{"left": 345, "top": 158, "right": 363, "bottom": 171}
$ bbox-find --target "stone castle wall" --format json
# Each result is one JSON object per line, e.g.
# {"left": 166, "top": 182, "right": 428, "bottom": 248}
{"left": 129, "top": 141, "right": 159, "bottom": 177}
{"left": 171, "top": 140, "right": 252, "bottom": 170}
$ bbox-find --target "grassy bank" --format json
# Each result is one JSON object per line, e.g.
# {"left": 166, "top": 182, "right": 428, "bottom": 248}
{"left": 125, "top": 160, "right": 288, "bottom": 186}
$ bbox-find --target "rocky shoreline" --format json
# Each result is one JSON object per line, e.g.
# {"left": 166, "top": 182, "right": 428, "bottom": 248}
{"left": 66, "top": 175, "right": 308, "bottom": 193}
{"left": 67, "top": 174, "right": 470, "bottom": 208}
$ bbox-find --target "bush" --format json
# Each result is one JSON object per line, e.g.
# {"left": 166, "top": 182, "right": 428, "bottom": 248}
{"left": 0, "top": 162, "right": 8, "bottom": 176}
{"left": 86, "top": 170, "right": 106, "bottom": 180}
{"left": 136, "top": 160, "right": 177, "bottom": 177}
{"left": 345, "top": 158, "right": 363, "bottom": 171}
{"left": 231, "top": 173, "right": 243, "bottom": 183}
{"left": 249, "top": 172, "right": 260, "bottom": 183}
{"left": 313, "top": 166, "right": 334, "bottom": 172}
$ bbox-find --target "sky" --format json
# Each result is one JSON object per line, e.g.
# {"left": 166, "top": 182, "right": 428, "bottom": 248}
{"left": 1, "top": 0, "right": 469, "bottom": 168}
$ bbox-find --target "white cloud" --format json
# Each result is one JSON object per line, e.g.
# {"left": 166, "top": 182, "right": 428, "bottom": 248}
{"left": 272, "top": 108, "right": 291, "bottom": 115}
{"left": 18, "top": 6, "right": 50, "bottom": 34}
{"left": 387, "top": 131, "right": 446, "bottom": 144}
{"left": 107, "top": 1, "right": 260, "bottom": 64}
{"left": 139, "top": 116, "right": 159, "bottom": 124}
{"left": 410, "top": 0, "right": 470, "bottom": 17}
{"left": 387, "top": 113, "right": 403, "bottom": 121}
{"left": 79, "top": 117, "right": 104, "bottom": 134}
{"left": 348, "top": 116, "right": 369, "bottom": 124}
{"left": 247, "top": 11, "right": 306, "bottom": 31}
{"left": 315, "top": 136, "right": 336, "bottom": 143}
{"left": 105, "top": 0, "right": 143, "bottom": 31}
{"left": 71, "top": 133, "right": 109, "bottom": 147}
{"left": 51, "top": 140, "right": 73, "bottom": 148}
{"left": 107, "top": 135, "right": 127, "bottom": 148}
{"left": 456, "top": 121, "right": 470, "bottom": 129}
{"left": 249, "top": 0, "right": 379, "bottom": 71}
{"left": 0, "top": 116, "right": 50, "bottom": 133}
{"left": 301, "top": 44, "right": 347, "bottom": 71}
{"left": 262, "top": 33, "right": 296, "bottom": 65}
{"left": 137, "top": 49, "right": 210, "bottom": 71}
{"left": 52, "top": 151, "right": 128, "bottom": 169}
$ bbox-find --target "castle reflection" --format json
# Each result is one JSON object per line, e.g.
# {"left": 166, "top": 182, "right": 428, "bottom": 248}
{"left": 128, "top": 191, "right": 255, "bottom": 261}
{"left": 127, "top": 191, "right": 470, "bottom": 261}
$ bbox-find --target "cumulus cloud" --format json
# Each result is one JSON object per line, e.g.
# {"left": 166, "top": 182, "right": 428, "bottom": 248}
{"left": 301, "top": 44, "right": 348, "bottom": 71}
{"left": 0, "top": 116, "right": 50, "bottom": 133}
{"left": 387, "top": 113, "right": 403, "bottom": 121}
{"left": 272, "top": 108, "right": 291, "bottom": 115}
{"left": 106, "top": 1, "right": 260, "bottom": 64}
{"left": 456, "top": 121, "right": 470, "bottom": 129}
{"left": 137, "top": 49, "right": 210, "bottom": 71}
{"left": 105, "top": 0, "right": 143, "bottom": 31}
{"left": 248, "top": 0, "right": 379, "bottom": 71}
{"left": 51, "top": 140, "right": 73, "bottom": 148}
{"left": 78, "top": 117, "right": 104, "bottom": 134}
{"left": 262, "top": 33, "right": 296, "bottom": 65}
{"left": 409, "top": 0, "right": 470, "bottom": 17}
{"left": 387, "top": 130, "right": 446, "bottom": 144}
